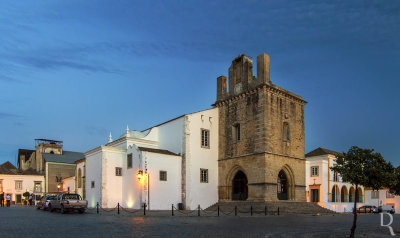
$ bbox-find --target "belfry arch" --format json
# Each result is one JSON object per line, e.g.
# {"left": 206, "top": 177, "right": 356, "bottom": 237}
{"left": 277, "top": 165, "right": 295, "bottom": 200}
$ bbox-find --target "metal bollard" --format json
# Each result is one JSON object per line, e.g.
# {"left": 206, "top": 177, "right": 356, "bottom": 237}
{"left": 97, "top": 202, "right": 99, "bottom": 214}
{"left": 235, "top": 206, "right": 237, "bottom": 216}
{"left": 198, "top": 205, "right": 200, "bottom": 216}
{"left": 143, "top": 203, "right": 146, "bottom": 216}
{"left": 251, "top": 206, "right": 253, "bottom": 216}
{"left": 172, "top": 204, "right": 174, "bottom": 216}
{"left": 217, "top": 205, "right": 220, "bottom": 217}
{"left": 265, "top": 206, "right": 267, "bottom": 216}
{"left": 278, "top": 207, "right": 280, "bottom": 216}
{"left": 118, "top": 203, "right": 120, "bottom": 215}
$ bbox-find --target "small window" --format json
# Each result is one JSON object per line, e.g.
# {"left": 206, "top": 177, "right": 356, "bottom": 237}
{"left": 91, "top": 181, "right": 95, "bottom": 188}
{"left": 159, "top": 171, "right": 167, "bottom": 181}
{"left": 371, "top": 191, "right": 379, "bottom": 199}
{"left": 283, "top": 122, "right": 290, "bottom": 141}
{"left": 127, "top": 154, "right": 132, "bottom": 169}
{"left": 201, "top": 129, "right": 210, "bottom": 148}
{"left": 311, "top": 166, "right": 319, "bottom": 176}
{"left": 15, "top": 181, "right": 22, "bottom": 190}
{"left": 200, "top": 169, "right": 208, "bottom": 183}
{"left": 115, "top": 167, "right": 122, "bottom": 176}
{"left": 232, "top": 124, "right": 241, "bottom": 142}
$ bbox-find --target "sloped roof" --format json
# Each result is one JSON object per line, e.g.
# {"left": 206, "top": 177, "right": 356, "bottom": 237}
{"left": 42, "top": 151, "right": 84, "bottom": 164}
{"left": 306, "top": 147, "right": 341, "bottom": 158}
{"left": 138, "top": 147, "right": 180, "bottom": 156}
{"left": 0, "top": 161, "right": 42, "bottom": 175}
{"left": 1, "top": 161, "right": 16, "bottom": 170}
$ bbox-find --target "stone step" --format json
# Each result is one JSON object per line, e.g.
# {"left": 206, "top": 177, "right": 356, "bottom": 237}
{"left": 206, "top": 201, "right": 335, "bottom": 215}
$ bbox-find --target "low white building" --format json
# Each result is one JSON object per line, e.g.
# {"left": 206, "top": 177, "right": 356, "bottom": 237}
{"left": 85, "top": 108, "right": 219, "bottom": 210}
{"left": 0, "top": 161, "right": 45, "bottom": 204}
{"left": 305, "top": 147, "right": 365, "bottom": 212}
{"left": 62, "top": 176, "right": 75, "bottom": 193}
{"left": 365, "top": 189, "right": 400, "bottom": 213}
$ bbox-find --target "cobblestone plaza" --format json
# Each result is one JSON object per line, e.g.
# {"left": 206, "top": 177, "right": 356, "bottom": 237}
{"left": 1, "top": 206, "right": 399, "bottom": 237}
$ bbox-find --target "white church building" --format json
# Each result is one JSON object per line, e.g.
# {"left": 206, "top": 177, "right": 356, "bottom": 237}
{"left": 84, "top": 108, "right": 218, "bottom": 210}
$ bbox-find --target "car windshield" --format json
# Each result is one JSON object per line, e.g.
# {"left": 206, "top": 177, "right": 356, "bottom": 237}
{"left": 47, "top": 196, "right": 56, "bottom": 200}
{"left": 63, "top": 194, "right": 80, "bottom": 200}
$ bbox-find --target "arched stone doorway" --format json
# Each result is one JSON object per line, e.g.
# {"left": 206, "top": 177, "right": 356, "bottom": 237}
{"left": 341, "top": 186, "right": 348, "bottom": 202}
{"left": 232, "top": 171, "right": 248, "bottom": 200}
{"left": 277, "top": 170, "right": 289, "bottom": 200}
{"left": 349, "top": 187, "right": 355, "bottom": 202}
{"left": 277, "top": 165, "right": 295, "bottom": 200}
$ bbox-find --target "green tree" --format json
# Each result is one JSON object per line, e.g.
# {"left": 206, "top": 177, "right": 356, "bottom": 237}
{"left": 331, "top": 146, "right": 394, "bottom": 238}
{"left": 389, "top": 166, "right": 400, "bottom": 196}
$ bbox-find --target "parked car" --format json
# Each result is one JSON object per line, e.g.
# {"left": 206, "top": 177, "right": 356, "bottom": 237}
{"left": 358, "top": 205, "right": 377, "bottom": 213}
{"left": 377, "top": 205, "right": 395, "bottom": 214}
{"left": 48, "top": 193, "right": 88, "bottom": 214}
{"left": 36, "top": 195, "right": 57, "bottom": 210}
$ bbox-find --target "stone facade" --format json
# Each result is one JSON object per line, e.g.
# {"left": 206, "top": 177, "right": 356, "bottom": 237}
{"left": 214, "top": 53, "right": 307, "bottom": 202}
{"left": 46, "top": 163, "right": 76, "bottom": 193}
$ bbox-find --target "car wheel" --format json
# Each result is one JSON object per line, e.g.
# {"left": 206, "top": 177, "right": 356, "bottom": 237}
{"left": 78, "top": 209, "right": 85, "bottom": 214}
{"left": 61, "top": 205, "right": 66, "bottom": 214}
{"left": 36, "top": 206, "right": 40, "bottom": 210}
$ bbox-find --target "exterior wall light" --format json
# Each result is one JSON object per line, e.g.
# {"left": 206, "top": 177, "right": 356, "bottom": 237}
{"left": 137, "top": 170, "right": 143, "bottom": 180}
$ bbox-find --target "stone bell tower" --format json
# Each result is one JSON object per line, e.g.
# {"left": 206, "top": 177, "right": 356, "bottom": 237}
{"left": 214, "top": 53, "right": 307, "bottom": 202}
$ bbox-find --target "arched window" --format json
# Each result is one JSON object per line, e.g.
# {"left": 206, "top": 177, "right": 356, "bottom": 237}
{"left": 77, "top": 168, "right": 82, "bottom": 188}
{"left": 283, "top": 122, "right": 290, "bottom": 141}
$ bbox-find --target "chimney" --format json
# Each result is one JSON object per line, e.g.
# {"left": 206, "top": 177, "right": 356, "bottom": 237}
{"left": 257, "top": 53, "right": 271, "bottom": 84}
{"left": 217, "top": 76, "right": 227, "bottom": 101}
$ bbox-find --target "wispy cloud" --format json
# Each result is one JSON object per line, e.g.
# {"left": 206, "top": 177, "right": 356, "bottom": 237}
{"left": 0, "top": 112, "right": 20, "bottom": 119}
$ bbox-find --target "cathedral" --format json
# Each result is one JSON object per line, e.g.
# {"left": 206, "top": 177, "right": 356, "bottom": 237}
{"left": 80, "top": 52, "right": 307, "bottom": 209}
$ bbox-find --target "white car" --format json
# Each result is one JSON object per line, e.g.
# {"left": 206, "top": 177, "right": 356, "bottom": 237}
{"left": 378, "top": 205, "right": 395, "bottom": 214}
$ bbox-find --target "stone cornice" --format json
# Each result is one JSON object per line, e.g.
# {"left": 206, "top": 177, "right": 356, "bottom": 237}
{"left": 105, "top": 136, "right": 158, "bottom": 147}
{"left": 218, "top": 151, "right": 305, "bottom": 161}
{"left": 84, "top": 146, "right": 126, "bottom": 156}
{"left": 213, "top": 83, "right": 307, "bottom": 107}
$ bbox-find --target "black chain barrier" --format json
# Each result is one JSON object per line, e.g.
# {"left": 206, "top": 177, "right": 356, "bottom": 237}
{"left": 91, "top": 202, "right": 281, "bottom": 217}
{"left": 172, "top": 205, "right": 198, "bottom": 215}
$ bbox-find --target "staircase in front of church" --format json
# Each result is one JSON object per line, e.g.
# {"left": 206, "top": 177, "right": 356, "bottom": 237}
{"left": 206, "top": 201, "right": 336, "bottom": 215}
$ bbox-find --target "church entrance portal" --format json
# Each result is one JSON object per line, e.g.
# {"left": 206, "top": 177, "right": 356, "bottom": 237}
{"left": 277, "top": 170, "right": 289, "bottom": 200}
{"left": 232, "top": 171, "right": 248, "bottom": 200}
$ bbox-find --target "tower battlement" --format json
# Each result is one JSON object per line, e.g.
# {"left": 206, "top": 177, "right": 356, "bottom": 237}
{"left": 217, "top": 53, "right": 271, "bottom": 101}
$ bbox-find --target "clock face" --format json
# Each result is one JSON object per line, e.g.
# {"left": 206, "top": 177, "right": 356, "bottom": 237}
{"left": 234, "top": 83, "right": 242, "bottom": 95}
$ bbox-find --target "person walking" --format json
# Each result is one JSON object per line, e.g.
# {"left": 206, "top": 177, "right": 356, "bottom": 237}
{"left": 0, "top": 193, "right": 4, "bottom": 207}
{"left": 28, "top": 194, "right": 32, "bottom": 206}
{"left": 6, "top": 194, "right": 11, "bottom": 207}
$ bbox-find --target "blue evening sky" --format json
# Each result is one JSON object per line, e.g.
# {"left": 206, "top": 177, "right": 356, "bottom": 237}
{"left": 0, "top": 0, "right": 399, "bottom": 166}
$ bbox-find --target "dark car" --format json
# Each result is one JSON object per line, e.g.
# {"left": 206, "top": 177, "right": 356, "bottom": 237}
{"left": 36, "top": 195, "right": 57, "bottom": 210}
{"left": 358, "top": 205, "right": 377, "bottom": 213}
